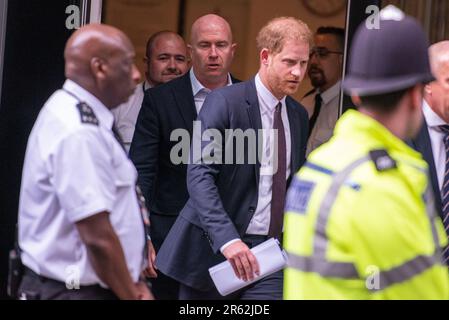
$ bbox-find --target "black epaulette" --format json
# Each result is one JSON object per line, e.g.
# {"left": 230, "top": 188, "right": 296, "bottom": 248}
{"left": 76, "top": 102, "right": 99, "bottom": 126}
{"left": 369, "top": 149, "right": 397, "bottom": 172}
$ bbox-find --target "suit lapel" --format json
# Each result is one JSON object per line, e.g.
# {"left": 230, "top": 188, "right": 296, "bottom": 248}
{"left": 412, "top": 120, "right": 443, "bottom": 219}
{"left": 286, "top": 96, "right": 300, "bottom": 178}
{"left": 172, "top": 72, "right": 197, "bottom": 134}
{"left": 245, "top": 78, "right": 262, "bottom": 187}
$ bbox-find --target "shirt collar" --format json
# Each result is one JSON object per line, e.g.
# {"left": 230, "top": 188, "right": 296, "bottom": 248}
{"left": 319, "top": 80, "right": 341, "bottom": 105}
{"left": 255, "top": 73, "right": 286, "bottom": 113}
{"left": 143, "top": 81, "right": 152, "bottom": 91}
{"left": 63, "top": 79, "right": 114, "bottom": 130}
{"left": 423, "top": 99, "right": 446, "bottom": 129}
{"left": 190, "top": 68, "right": 233, "bottom": 96}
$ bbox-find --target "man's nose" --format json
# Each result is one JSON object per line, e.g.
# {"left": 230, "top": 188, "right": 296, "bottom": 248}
{"left": 291, "top": 64, "right": 301, "bottom": 77}
{"left": 209, "top": 45, "right": 218, "bottom": 58}
{"left": 168, "top": 57, "right": 177, "bottom": 69}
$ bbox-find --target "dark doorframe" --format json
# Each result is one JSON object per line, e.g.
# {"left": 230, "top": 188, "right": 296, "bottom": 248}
{"left": 0, "top": 0, "right": 83, "bottom": 299}
{"left": 340, "top": 0, "right": 381, "bottom": 114}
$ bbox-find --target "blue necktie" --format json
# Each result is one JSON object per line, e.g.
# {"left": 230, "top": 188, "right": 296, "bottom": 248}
{"left": 439, "top": 125, "right": 449, "bottom": 263}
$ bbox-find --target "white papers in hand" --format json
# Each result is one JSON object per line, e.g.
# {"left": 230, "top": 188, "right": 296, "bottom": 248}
{"left": 208, "top": 238, "right": 287, "bottom": 296}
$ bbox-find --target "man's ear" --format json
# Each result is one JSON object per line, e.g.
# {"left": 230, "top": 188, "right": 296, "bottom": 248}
{"left": 409, "top": 84, "right": 424, "bottom": 111}
{"left": 230, "top": 43, "right": 237, "bottom": 58}
{"left": 260, "top": 48, "right": 270, "bottom": 66}
{"left": 351, "top": 95, "right": 361, "bottom": 107}
{"left": 90, "top": 57, "right": 107, "bottom": 81}
{"left": 424, "top": 83, "right": 432, "bottom": 96}
{"left": 187, "top": 44, "right": 193, "bottom": 56}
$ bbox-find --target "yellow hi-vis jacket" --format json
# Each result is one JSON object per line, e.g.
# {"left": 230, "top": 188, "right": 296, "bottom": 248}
{"left": 284, "top": 110, "right": 449, "bottom": 300}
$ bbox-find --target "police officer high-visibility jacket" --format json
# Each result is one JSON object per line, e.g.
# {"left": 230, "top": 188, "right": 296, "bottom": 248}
{"left": 284, "top": 110, "right": 449, "bottom": 299}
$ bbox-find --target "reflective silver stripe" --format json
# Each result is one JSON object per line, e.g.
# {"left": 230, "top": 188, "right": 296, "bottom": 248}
{"left": 371, "top": 252, "right": 441, "bottom": 291}
{"left": 287, "top": 251, "right": 442, "bottom": 291}
{"left": 313, "top": 156, "right": 370, "bottom": 257}
{"left": 287, "top": 252, "right": 359, "bottom": 279}
{"left": 291, "top": 155, "right": 443, "bottom": 291}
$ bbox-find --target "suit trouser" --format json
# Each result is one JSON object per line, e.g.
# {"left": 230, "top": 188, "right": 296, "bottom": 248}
{"left": 150, "top": 213, "right": 180, "bottom": 300}
{"left": 18, "top": 267, "right": 118, "bottom": 300}
{"left": 179, "top": 234, "right": 283, "bottom": 300}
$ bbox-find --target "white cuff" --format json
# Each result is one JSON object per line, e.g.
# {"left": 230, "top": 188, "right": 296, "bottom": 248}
{"left": 220, "top": 238, "right": 240, "bottom": 254}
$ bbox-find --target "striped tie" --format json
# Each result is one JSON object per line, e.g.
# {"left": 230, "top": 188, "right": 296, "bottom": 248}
{"left": 439, "top": 125, "right": 449, "bottom": 263}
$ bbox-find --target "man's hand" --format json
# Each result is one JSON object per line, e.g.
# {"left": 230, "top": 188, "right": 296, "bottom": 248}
{"left": 142, "top": 240, "right": 157, "bottom": 278}
{"left": 135, "top": 281, "right": 154, "bottom": 300}
{"left": 222, "top": 240, "right": 260, "bottom": 282}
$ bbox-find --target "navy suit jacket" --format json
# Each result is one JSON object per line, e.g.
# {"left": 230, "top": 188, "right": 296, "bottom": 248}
{"left": 410, "top": 120, "right": 443, "bottom": 220}
{"left": 130, "top": 71, "right": 240, "bottom": 217}
{"left": 156, "top": 78, "right": 309, "bottom": 291}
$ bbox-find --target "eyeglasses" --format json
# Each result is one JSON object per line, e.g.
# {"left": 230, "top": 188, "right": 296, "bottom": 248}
{"left": 310, "top": 47, "right": 343, "bottom": 59}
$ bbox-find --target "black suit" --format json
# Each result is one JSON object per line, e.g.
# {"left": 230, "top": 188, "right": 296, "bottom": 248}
{"left": 155, "top": 78, "right": 309, "bottom": 299}
{"left": 129, "top": 71, "right": 240, "bottom": 299}
{"left": 410, "top": 120, "right": 443, "bottom": 219}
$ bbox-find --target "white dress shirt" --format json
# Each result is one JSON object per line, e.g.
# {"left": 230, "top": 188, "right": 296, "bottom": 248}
{"left": 19, "top": 80, "right": 145, "bottom": 286}
{"left": 190, "top": 69, "right": 233, "bottom": 114}
{"left": 220, "top": 74, "right": 291, "bottom": 252}
{"left": 112, "top": 81, "right": 152, "bottom": 153}
{"left": 301, "top": 81, "right": 341, "bottom": 155}
{"left": 423, "top": 100, "right": 447, "bottom": 192}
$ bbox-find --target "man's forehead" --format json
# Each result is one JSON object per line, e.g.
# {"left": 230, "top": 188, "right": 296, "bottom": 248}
{"left": 149, "top": 38, "right": 185, "bottom": 57}
{"left": 277, "top": 39, "right": 309, "bottom": 53}
{"left": 193, "top": 24, "right": 231, "bottom": 41}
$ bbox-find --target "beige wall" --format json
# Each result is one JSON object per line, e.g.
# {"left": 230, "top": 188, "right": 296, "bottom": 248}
{"left": 104, "top": 0, "right": 181, "bottom": 81}
{"left": 104, "top": 0, "right": 347, "bottom": 100}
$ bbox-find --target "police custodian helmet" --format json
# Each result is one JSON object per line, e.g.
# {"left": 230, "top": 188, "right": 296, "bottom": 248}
{"left": 343, "top": 5, "right": 434, "bottom": 96}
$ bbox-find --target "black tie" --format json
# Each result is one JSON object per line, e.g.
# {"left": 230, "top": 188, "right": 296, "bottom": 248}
{"left": 269, "top": 102, "right": 287, "bottom": 239}
{"left": 308, "top": 93, "right": 322, "bottom": 137}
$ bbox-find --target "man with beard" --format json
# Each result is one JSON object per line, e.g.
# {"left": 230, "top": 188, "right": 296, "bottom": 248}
{"left": 113, "top": 31, "right": 189, "bottom": 153}
{"left": 301, "top": 27, "right": 344, "bottom": 155}
{"left": 155, "top": 17, "right": 310, "bottom": 300}
{"left": 130, "top": 14, "right": 239, "bottom": 300}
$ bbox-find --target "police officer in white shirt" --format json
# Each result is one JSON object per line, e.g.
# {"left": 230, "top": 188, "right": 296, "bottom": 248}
{"left": 301, "top": 27, "right": 344, "bottom": 155}
{"left": 17, "top": 24, "right": 154, "bottom": 300}
{"left": 112, "top": 31, "right": 189, "bottom": 153}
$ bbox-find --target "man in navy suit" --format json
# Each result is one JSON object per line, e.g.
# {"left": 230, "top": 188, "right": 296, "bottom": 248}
{"left": 156, "top": 17, "right": 311, "bottom": 300}
{"left": 411, "top": 41, "right": 449, "bottom": 263}
{"left": 129, "top": 14, "right": 238, "bottom": 300}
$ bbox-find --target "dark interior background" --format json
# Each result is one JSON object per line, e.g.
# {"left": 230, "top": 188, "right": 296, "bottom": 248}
{"left": 0, "top": 0, "right": 78, "bottom": 298}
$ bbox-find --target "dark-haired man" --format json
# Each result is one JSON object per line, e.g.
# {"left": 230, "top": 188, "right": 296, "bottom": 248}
{"left": 302, "top": 26, "right": 344, "bottom": 155}
{"left": 113, "top": 31, "right": 188, "bottom": 153}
